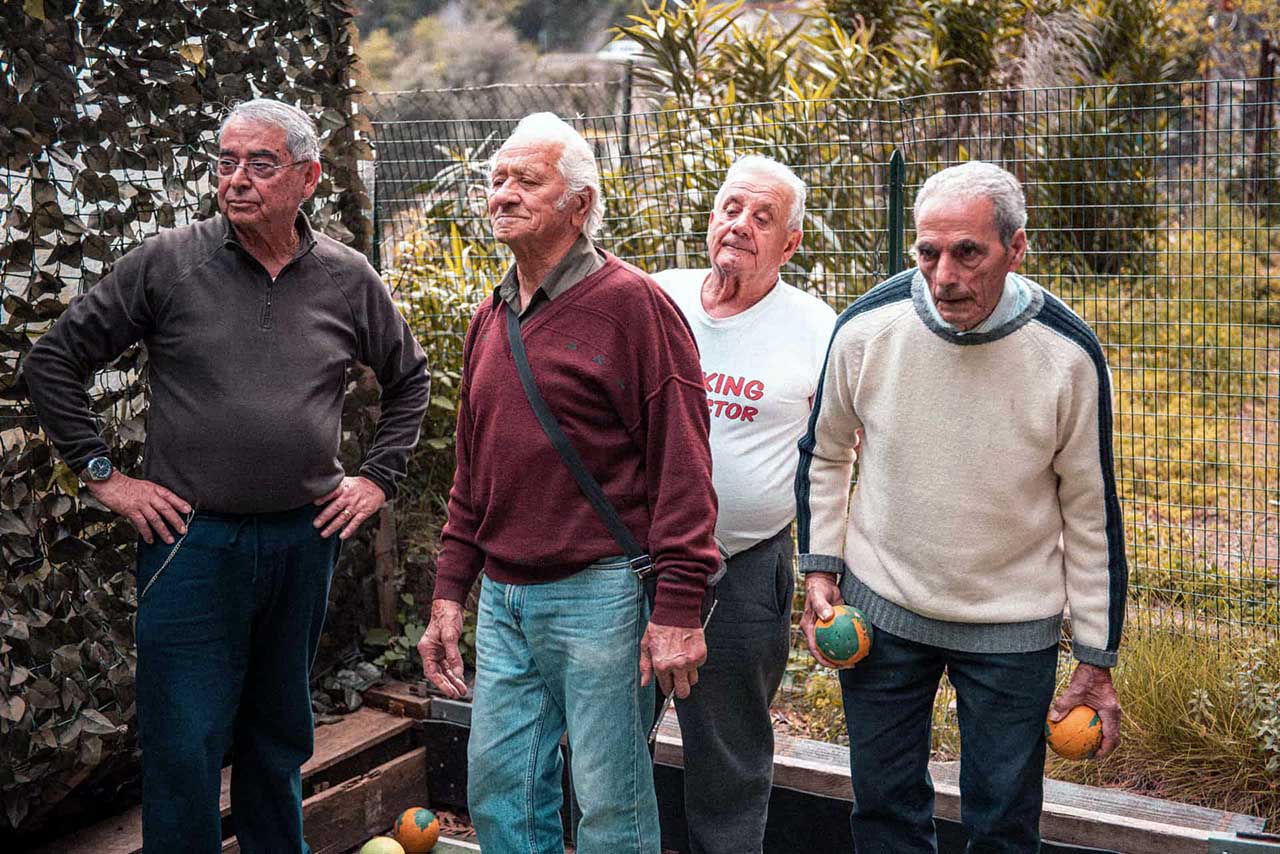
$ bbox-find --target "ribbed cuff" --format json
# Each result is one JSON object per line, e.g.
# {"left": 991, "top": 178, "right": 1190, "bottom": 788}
{"left": 359, "top": 468, "right": 396, "bottom": 500}
{"left": 1072, "top": 642, "right": 1118, "bottom": 667}
{"left": 66, "top": 442, "right": 112, "bottom": 479}
{"left": 431, "top": 569, "right": 479, "bottom": 605}
{"left": 649, "top": 576, "right": 703, "bottom": 628}
{"left": 799, "top": 553, "right": 846, "bottom": 579}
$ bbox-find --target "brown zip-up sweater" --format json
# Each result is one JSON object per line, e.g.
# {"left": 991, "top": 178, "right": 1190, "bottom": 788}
{"left": 23, "top": 214, "right": 430, "bottom": 514}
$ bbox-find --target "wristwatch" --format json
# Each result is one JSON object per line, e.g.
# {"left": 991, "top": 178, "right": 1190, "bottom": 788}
{"left": 83, "top": 456, "right": 114, "bottom": 482}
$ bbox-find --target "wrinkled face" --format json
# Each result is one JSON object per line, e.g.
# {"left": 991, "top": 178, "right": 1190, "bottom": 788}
{"left": 487, "top": 140, "right": 583, "bottom": 251}
{"left": 912, "top": 195, "right": 1026, "bottom": 331}
{"left": 706, "top": 174, "right": 801, "bottom": 280}
{"left": 216, "top": 119, "right": 319, "bottom": 234}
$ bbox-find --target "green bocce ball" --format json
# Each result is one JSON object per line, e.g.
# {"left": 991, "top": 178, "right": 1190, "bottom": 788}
{"left": 815, "top": 604, "right": 874, "bottom": 666}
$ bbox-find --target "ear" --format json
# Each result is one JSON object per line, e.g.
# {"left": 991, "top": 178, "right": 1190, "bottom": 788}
{"left": 1007, "top": 227, "right": 1027, "bottom": 271}
{"left": 779, "top": 228, "right": 803, "bottom": 266}
{"left": 300, "top": 160, "right": 322, "bottom": 200}
{"left": 568, "top": 187, "right": 593, "bottom": 230}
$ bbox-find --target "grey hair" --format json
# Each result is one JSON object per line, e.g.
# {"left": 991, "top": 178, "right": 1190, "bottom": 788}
{"left": 716, "top": 154, "right": 807, "bottom": 231}
{"left": 913, "top": 161, "right": 1027, "bottom": 247}
{"left": 220, "top": 99, "right": 321, "bottom": 162}
{"left": 492, "top": 112, "right": 605, "bottom": 239}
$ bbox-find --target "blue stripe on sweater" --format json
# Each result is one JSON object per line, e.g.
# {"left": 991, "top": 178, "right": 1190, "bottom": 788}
{"left": 794, "top": 270, "right": 914, "bottom": 554}
{"left": 1033, "top": 292, "right": 1129, "bottom": 653}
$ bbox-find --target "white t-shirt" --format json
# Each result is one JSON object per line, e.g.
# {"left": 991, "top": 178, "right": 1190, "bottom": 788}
{"left": 654, "top": 268, "right": 837, "bottom": 556}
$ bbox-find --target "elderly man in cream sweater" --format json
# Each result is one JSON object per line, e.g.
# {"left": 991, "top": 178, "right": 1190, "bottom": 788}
{"left": 797, "top": 161, "right": 1126, "bottom": 853}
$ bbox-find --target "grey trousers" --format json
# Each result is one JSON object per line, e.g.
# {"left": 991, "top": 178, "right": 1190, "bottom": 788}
{"left": 674, "top": 526, "right": 794, "bottom": 854}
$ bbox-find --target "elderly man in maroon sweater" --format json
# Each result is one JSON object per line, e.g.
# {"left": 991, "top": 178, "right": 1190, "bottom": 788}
{"left": 417, "top": 113, "right": 720, "bottom": 852}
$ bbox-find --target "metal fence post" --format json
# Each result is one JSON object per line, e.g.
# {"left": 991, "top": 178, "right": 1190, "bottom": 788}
{"left": 365, "top": 150, "right": 381, "bottom": 273}
{"left": 621, "top": 59, "right": 634, "bottom": 160}
{"left": 887, "top": 148, "right": 905, "bottom": 276}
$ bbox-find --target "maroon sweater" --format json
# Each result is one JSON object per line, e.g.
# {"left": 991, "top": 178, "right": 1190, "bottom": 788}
{"left": 433, "top": 253, "right": 719, "bottom": 627}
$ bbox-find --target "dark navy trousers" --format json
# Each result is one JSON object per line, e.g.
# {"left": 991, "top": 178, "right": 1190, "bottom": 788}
{"left": 133, "top": 504, "right": 339, "bottom": 854}
{"left": 674, "top": 527, "right": 795, "bottom": 854}
{"left": 838, "top": 628, "right": 1058, "bottom": 853}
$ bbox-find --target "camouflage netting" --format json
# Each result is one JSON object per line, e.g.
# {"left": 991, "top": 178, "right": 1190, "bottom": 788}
{"left": 0, "top": 0, "right": 373, "bottom": 840}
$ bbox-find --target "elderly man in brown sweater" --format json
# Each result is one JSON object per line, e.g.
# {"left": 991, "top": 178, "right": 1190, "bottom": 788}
{"left": 418, "top": 112, "right": 720, "bottom": 853}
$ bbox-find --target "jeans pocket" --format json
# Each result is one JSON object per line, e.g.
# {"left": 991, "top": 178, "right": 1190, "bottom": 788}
{"left": 134, "top": 540, "right": 161, "bottom": 590}
{"left": 136, "top": 534, "right": 191, "bottom": 602}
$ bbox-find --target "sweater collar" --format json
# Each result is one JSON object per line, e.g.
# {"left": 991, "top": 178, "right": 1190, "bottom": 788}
{"left": 495, "top": 234, "right": 605, "bottom": 317}
{"left": 911, "top": 269, "right": 1043, "bottom": 345}
{"left": 220, "top": 210, "right": 318, "bottom": 260}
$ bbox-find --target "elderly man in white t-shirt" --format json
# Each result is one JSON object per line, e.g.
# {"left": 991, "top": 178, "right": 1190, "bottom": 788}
{"left": 652, "top": 155, "right": 836, "bottom": 854}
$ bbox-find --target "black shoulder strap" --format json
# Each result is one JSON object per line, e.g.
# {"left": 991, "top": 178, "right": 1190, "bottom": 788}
{"left": 504, "top": 304, "right": 655, "bottom": 578}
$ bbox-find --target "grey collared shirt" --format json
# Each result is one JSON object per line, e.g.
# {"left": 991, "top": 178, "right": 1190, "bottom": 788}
{"left": 496, "top": 234, "right": 606, "bottom": 322}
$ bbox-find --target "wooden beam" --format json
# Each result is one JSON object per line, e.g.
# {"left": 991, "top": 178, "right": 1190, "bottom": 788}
{"left": 364, "top": 679, "right": 434, "bottom": 720}
{"left": 434, "top": 839, "right": 482, "bottom": 853}
{"left": 653, "top": 710, "right": 1266, "bottom": 854}
{"left": 373, "top": 503, "right": 400, "bottom": 632}
{"left": 222, "top": 747, "right": 427, "bottom": 854}
{"left": 37, "top": 707, "right": 415, "bottom": 854}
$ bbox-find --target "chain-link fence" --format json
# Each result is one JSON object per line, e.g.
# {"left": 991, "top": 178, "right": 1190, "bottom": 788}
{"left": 370, "top": 77, "right": 1279, "bottom": 646}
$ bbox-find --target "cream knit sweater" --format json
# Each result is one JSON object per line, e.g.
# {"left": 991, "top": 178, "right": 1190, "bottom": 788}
{"left": 796, "top": 270, "right": 1127, "bottom": 666}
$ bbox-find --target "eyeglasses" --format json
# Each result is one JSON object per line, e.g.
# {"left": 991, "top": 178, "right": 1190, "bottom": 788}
{"left": 214, "top": 158, "right": 310, "bottom": 179}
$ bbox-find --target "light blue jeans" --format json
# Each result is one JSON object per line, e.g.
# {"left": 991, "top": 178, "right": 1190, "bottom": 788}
{"left": 467, "top": 557, "right": 660, "bottom": 854}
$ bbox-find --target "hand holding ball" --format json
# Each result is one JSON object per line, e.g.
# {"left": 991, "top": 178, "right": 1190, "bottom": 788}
{"left": 1046, "top": 705, "right": 1103, "bottom": 760}
{"left": 814, "top": 604, "right": 874, "bottom": 667}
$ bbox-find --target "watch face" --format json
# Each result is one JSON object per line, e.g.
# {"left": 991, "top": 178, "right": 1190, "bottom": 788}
{"left": 86, "top": 457, "right": 113, "bottom": 481}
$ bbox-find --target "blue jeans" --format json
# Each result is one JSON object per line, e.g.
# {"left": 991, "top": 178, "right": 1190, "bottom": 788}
{"left": 467, "top": 557, "right": 660, "bottom": 854}
{"left": 838, "top": 628, "right": 1058, "bottom": 854}
{"left": 134, "top": 505, "right": 339, "bottom": 854}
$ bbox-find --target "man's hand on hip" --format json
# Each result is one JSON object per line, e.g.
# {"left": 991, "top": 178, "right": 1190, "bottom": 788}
{"left": 418, "top": 599, "right": 469, "bottom": 698}
{"left": 1050, "top": 662, "right": 1122, "bottom": 757}
{"left": 313, "top": 476, "right": 385, "bottom": 539}
{"left": 640, "top": 621, "right": 706, "bottom": 699}
{"left": 87, "top": 472, "right": 191, "bottom": 545}
{"left": 801, "top": 571, "right": 847, "bottom": 669}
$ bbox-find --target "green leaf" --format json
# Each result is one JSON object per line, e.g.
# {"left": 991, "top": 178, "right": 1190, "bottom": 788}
{"left": 23, "top": 0, "right": 44, "bottom": 21}
{"left": 363, "top": 628, "right": 392, "bottom": 647}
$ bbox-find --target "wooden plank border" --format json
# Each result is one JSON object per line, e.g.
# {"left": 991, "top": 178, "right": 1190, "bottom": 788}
{"left": 222, "top": 748, "right": 427, "bottom": 854}
{"left": 35, "top": 707, "right": 415, "bottom": 854}
{"left": 653, "top": 710, "right": 1266, "bottom": 854}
